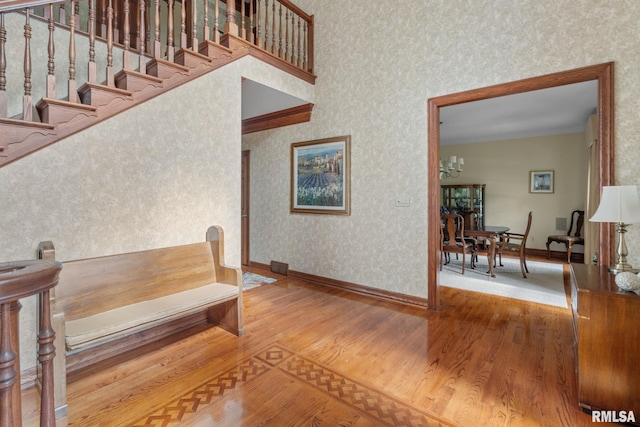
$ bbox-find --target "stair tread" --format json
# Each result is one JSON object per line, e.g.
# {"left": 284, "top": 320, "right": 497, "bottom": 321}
{"left": 115, "top": 68, "right": 164, "bottom": 83}
{"left": 177, "top": 48, "right": 214, "bottom": 62}
{"left": 79, "top": 81, "right": 134, "bottom": 96}
{"left": 148, "top": 57, "right": 191, "bottom": 73}
{"left": 0, "top": 117, "right": 56, "bottom": 129}
{"left": 199, "top": 40, "right": 234, "bottom": 55}
{"left": 36, "top": 98, "right": 98, "bottom": 112}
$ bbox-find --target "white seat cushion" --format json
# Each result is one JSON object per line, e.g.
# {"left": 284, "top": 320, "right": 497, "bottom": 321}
{"left": 65, "top": 283, "right": 239, "bottom": 351}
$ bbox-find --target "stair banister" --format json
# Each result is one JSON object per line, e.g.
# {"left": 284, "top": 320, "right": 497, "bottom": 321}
{"left": 0, "top": 1, "right": 66, "bottom": 13}
{"left": 0, "top": 0, "right": 315, "bottom": 168}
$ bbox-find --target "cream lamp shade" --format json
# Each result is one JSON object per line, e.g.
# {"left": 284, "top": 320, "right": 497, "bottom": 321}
{"left": 590, "top": 185, "right": 640, "bottom": 274}
{"left": 590, "top": 185, "right": 640, "bottom": 223}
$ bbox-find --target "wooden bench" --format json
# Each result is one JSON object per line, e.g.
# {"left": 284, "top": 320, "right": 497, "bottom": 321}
{"left": 37, "top": 225, "right": 243, "bottom": 418}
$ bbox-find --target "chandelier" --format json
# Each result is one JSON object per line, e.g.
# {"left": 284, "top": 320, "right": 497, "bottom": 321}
{"left": 440, "top": 156, "right": 464, "bottom": 179}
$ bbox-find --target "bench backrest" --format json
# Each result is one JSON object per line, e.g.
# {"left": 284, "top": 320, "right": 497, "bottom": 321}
{"left": 55, "top": 241, "right": 220, "bottom": 321}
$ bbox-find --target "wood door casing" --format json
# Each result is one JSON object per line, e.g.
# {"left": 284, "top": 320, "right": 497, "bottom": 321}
{"left": 427, "top": 62, "right": 614, "bottom": 310}
{"left": 241, "top": 150, "right": 250, "bottom": 266}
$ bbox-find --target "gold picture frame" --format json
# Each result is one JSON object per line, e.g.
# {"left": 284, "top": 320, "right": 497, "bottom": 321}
{"left": 291, "top": 135, "right": 351, "bottom": 215}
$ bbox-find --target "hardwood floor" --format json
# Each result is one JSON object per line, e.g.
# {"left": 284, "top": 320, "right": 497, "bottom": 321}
{"left": 22, "top": 263, "right": 605, "bottom": 426}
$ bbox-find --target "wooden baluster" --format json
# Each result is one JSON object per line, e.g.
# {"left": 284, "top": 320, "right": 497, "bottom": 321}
{"left": 296, "top": 15, "right": 301, "bottom": 68}
{"left": 240, "top": 0, "right": 245, "bottom": 40}
{"left": 23, "top": 8, "right": 33, "bottom": 121}
{"left": 286, "top": 9, "right": 292, "bottom": 63}
{"left": 139, "top": 0, "right": 146, "bottom": 72}
{"left": 123, "top": 0, "right": 130, "bottom": 69}
{"left": 0, "top": 13, "right": 6, "bottom": 118}
{"left": 264, "top": 0, "right": 269, "bottom": 51}
{"left": 191, "top": 0, "right": 197, "bottom": 50}
{"left": 225, "top": 0, "right": 237, "bottom": 36}
{"left": 88, "top": 0, "right": 97, "bottom": 82}
{"left": 180, "top": 0, "right": 186, "bottom": 49}
{"left": 112, "top": 0, "right": 119, "bottom": 43}
{"left": 38, "top": 290, "right": 56, "bottom": 427}
{"left": 46, "top": 4, "right": 55, "bottom": 99}
{"left": 106, "top": 0, "right": 114, "bottom": 86}
{"left": 249, "top": 0, "right": 254, "bottom": 44}
{"left": 0, "top": 302, "right": 18, "bottom": 427}
{"left": 166, "top": 0, "right": 174, "bottom": 61}
{"left": 153, "top": 0, "right": 160, "bottom": 57}
{"left": 270, "top": 0, "right": 275, "bottom": 54}
{"left": 99, "top": 0, "right": 106, "bottom": 35}
{"left": 255, "top": 0, "right": 262, "bottom": 48}
{"left": 307, "top": 16, "right": 312, "bottom": 73}
{"left": 42, "top": 4, "right": 51, "bottom": 20}
{"left": 214, "top": 0, "right": 219, "bottom": 43}
{"left": 67, "top": 0, "right": 79, "bottom": 103}
{"left": 278, "top": 3, "right": 283, "bottom": 58}
{"left": 74, "top": 1, "right": 80, "bottom": 29}
{"left": 58, "top": 3, "right": 66, "bottom": 25}
{"left": 203, "top": 0, "right": 209, "bottom": 42}
{"left": 284, "top": 9, "right": 289, "bottom": 62}
{"left": 302, "top": 19, "right": 307, "bottom": 71}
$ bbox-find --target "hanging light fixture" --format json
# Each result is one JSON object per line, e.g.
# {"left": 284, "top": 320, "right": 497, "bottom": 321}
{"left": 440, "top": 156, "right": 464, "bottom": 179}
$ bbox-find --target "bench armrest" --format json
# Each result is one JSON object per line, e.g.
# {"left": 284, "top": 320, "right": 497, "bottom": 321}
{"left": 206, "top": 225, "right": 243, "bottom": 289}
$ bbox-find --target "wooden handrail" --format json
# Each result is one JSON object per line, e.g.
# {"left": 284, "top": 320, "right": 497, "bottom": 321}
{"left": 278, "top": 0, "right": 311, "bottom": 22}
{"left": 0, "top": 1, "right": 67, "bottom": 12}
{"left": 0, "top": 259, "right": 62, "bottom": 427}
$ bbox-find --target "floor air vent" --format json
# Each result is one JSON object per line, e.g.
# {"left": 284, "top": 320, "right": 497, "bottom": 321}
{"left": 270, "top": 261, "right": 289, "bottom": 275}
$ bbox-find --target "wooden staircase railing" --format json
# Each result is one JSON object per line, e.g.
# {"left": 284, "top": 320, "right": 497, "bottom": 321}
{"left": 0, "top": 259, "right": 62, "bottom": 427}
{"left": 0, "top": 0, "right": 314, "bottom": 169}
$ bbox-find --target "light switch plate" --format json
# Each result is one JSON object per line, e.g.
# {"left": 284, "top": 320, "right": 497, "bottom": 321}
{"left": 395, "top": 197, "right": 411, "bottom": 207}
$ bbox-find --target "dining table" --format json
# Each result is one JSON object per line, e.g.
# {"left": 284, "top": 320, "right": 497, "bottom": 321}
{"left": 464, "top": 225, "right": 510, "bottom": 277}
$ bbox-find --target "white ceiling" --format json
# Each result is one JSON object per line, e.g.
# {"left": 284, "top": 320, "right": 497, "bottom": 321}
{"left": 241, "top": 79, "right": 308, "bottom": 120}
{"left": 241, "top": 78, "right": 598, "bottom": 143}
{"left": 440, "top": 80, "right": 598, "bottom": 146}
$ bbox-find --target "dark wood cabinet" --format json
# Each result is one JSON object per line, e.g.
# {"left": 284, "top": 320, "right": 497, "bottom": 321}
{"left": 440, "top": 184, "right": 485, "bottom": 228}
{"left": 570, "top": 264, "right": 640, "bottom": 419}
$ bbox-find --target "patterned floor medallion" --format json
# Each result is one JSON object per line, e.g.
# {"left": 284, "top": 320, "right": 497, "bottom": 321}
{"left": 132, "top": 344, "right": 457, "bottom": 427}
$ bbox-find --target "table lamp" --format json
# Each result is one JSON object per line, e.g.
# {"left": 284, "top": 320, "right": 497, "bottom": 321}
{"left": 590, "top": 185, "right": 640, "bottom": 274}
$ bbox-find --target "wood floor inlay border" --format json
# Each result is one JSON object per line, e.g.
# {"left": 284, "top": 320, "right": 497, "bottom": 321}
{"left": 131, "top": 357, "right": 271, "bottom": 426}
{"left": 132, "top": 343, "right": 458, "bottom": 427}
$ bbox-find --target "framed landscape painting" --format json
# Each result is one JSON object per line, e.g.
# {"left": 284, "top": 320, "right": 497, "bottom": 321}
{"left": 530, "top": 170, "right": 554, "bottom": 193}
{"left": 291, "top": 135, "right": 351, "bottom": 215}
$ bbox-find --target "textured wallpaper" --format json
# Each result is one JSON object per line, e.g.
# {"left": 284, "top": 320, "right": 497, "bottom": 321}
{"left": 243, "top": 0, "right": 640, "bottom": 298}
{"left": 0, "top": 58, "right": 283, "bottom": 368}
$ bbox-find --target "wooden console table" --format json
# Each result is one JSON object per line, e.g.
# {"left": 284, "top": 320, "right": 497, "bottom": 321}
{"left": 570, "top": 264, "right": 640, "bottom": 419}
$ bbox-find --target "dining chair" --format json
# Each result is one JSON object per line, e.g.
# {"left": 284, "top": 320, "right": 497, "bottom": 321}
{"left": 545, "top": 210, "right": 585, "bottom": 263}
{"left": 440, "top": 213, "right": 477, "bottom": 274}
{"left": 496, "top": 211, "right": 533, "bottom": 278}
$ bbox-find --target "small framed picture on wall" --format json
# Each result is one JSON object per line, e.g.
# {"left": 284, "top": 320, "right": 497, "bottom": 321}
{"left": 530, "top": 170, "right": 554, "bottom": 193}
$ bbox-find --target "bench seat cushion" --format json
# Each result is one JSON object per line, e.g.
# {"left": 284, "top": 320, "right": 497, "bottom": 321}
{"left": 65, "top": 283, "right": 239, "bottom": 351}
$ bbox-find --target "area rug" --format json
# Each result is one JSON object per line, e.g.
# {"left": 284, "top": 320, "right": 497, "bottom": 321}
{"left": 242, "top": 272, "right": 277, "bottom": 291}
{"left": 439, "top": 256, "right": 568, "bottom": 308}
